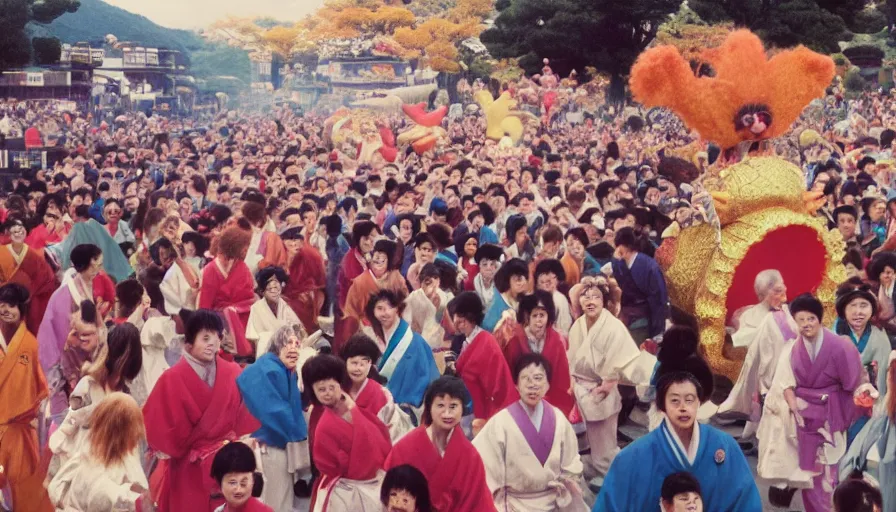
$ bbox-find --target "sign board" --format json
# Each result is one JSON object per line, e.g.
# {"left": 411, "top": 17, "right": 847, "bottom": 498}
{"left": 26, "top": 73, "right": 44, "bottom": 87}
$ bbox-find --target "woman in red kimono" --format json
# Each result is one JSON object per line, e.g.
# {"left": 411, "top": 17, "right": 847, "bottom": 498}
{"left": 343, "top": 239, "right": 409, "bottom": 343}
{"left": 302, "top": 354, "right": 391, "bottom": 511}
{"left": 199, "top": 226, "right": 256, "bottom": 359}
{"left": 503, "top": 291, "right": 575, "bottom": 417}
{"left": 0, "top": 218, "right": 57, "bottom": 333}
{"left": 282, "top": 229, "right": 326, "bottom": 334}
{"left": 333, "top": 220, "right": 379, "bottom": 353}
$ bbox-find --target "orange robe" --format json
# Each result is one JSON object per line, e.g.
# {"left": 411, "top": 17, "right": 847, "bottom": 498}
{"left": 0, "top": 244, "right": 58, "bottom": 334}
{"left": 560, "top": 252, "right": 582, "bottom": 288}
{"left": 257, "top": 231, "right": 288, "bottom": 271}
{"left": 0, "top": 322, "right": 53, "bottom": 511}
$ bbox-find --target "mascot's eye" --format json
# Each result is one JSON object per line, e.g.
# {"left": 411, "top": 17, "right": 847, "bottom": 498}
{"left": 756, "top": 111, "right": 772, "bottom": 126}
{"left": 741, "top": 114, "right": 755, "bottom": 127}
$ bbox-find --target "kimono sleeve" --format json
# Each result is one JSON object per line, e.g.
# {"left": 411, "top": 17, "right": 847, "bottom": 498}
{"left": 142, "top": 373, "right": 194, "bottom": 459}
{"left": 311, "top": 413, "right": 351, "bottom": 477}
{"left": 236, "top": 366, "right": 297, "bottom": 444}
{"left": 593, "top": 450, "right": 640, "bottom": 512}
{"left": 714, "top": 435, "right": 762, "bottom": 512}
{"left": 471, "top": 413, "right": 507, "bottom": 496}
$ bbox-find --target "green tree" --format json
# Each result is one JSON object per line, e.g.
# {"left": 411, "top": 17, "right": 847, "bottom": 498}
{"left": 480, "top": 0, "right": 680, "bottom": 105}
{"left": 32, "top": 36, "right": 61, "bottom": 65}
{"left": 689, "top": 0, "right": 854, "bottom": 52}
{"left": 0, "top": 0, "right": 80, "bottom": 71}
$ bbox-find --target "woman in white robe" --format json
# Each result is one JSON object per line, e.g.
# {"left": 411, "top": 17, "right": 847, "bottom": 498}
{"left": 474, "top": 353, "right": 589, "bottom": 512}
{"left": 47, "top": 393, "right": 149, "bottom": 511}
{"left": 131, "top": 314, "right": 184, "bottom": 406}
{"left": 159, "top": 255, "right": 200, "bottom": 315}
{"left": 567, "top": 277, "right": 656, "bottom": 485}
{"left": 247, "top": 266, "right": 301, "bottom": 358}
{"left": 47, "top": 323, "right": 144, "bottom": 482}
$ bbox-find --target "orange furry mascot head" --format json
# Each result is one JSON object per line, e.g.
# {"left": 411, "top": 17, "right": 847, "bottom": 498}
{"left": 629, "top": 30, "right": 835, "bottom": 151}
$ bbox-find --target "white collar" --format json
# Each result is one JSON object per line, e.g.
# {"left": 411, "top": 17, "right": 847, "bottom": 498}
{"left": 663, "top": 417, "right": 700, "bottom": 465}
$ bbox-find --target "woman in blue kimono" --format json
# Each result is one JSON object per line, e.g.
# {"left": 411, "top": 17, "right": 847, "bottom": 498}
{"left": 365, "top": 288, "right": 440, "bottom": 413}
{"left": 236, "top": 324, "right": 309, "bottom": 511}
{"left": 840, "top": 352, "right": 896, "bottom": 512}
{"left": 482, "top": 258, "right": 530, "bottom": 333}
{"left": 594, "top": 372, "right": 761, "bottom": 512}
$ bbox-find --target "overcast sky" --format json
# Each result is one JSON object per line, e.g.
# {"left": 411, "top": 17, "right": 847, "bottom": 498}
{"left": 103, "top": 0, "right": 326, "bottom": 29}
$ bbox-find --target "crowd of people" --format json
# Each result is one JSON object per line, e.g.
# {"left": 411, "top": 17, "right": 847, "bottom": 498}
{"left": 0, "top": 64, "right": 895, "bottom": 512}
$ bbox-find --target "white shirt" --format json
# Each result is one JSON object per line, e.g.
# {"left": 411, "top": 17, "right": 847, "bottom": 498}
{"left": 665, "top": 417, "right": 700, "bottom": 465}
{"left": 806, "top": 330, "right": 824, "bottom": 362}
{"left": 521, "top": 400, "right": 545, "bottom": 431}
{"left": 462, "top": 326, "right": 483, "bottom": 356}
{"left": 886, "top": 281, "right": 894, "bottom": 299}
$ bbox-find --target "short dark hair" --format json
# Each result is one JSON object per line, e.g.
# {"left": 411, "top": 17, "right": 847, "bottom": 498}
{"left": 340, "top": 333, "right": 381, "bottom": 362}
{"left": 660, "top": 472, "right": 702, "bottom": 503}
{"left": 105, "top": 322, "right": 143, "bottom": 382}
{"left": 419, "top": 262, "right": 442, "bottom": 283}
{"left": 380, "top": 465, "right": 433, "bottom": 512}
{"left": 512, "top": 352, "right": 552, "bottom": 384}
{"left": 115, "top": 279, "right": 144, "bottom": 317}
{"left": 614, "top": 227, "right": 638, "bottom": 251}
{"left": 255, "top": 266, "right": 288, "bottom": 294}
{"left": 365, "top": 288, "right": 406, "bottom": 337}
{"left": 656, "top": 372, "right": 705, "bottom": 412}
{"left": 0, "top": 283, "right": 30, "bottom": 320}
{"left": 350, "top": 220, "right": 379, "bottom": 248}
{"left": 210, "top": 441, "right": 256, "bottom": 484}
{"left": 495, "top": 258, "right": 529, "bottom": 293}
{"left": 833, "top": 474, "right": 882, "bottom": 512}
{"left": 301, "top": 354, "right": 349, "bottom": 406}
{"left": 421, "top": 376, "right": 469, "bottom": 425}
{"left": 448, "top": 292, "right": 485, "bottom": 327}
{"left": 70, "top": 244, "right": 103, "bottom": 272}
{"left": 565, "top": 226, "right": 589, "bottom": 248}
{"left": 149, "top": 237, "right": 174, "bottom": 266}
{"left": 517, "top": 291, "right": 556, "bottom": 326}
{"left": 184, "top": 309, "right": 224, "bottom": 345}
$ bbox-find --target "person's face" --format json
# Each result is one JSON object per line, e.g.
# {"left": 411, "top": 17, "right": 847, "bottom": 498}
{"left": 566, "top": 236, "right": 585, "bottom": 260}
{"left": 277, "top": 334, "right": 300, "bottom": 370}
{"left": 509, "top": 274, "right": 528, "bottom": 297}
{"left": 158, "top": 246, "right": 175, "bottom": 268}
{"left": 663, "top": 491, "right": 703, "bottom": 512}
{"left": 162, "top": 221, "right": 178, "bottom": 241}
{"left": 312, "top": 378, "right": 343, "bottom": 408}
{"left": 765, "top": 282, "right": 787, "bottom": 309}
{"left": 837, "top": 214, "right": 857, "bottom": 239}
{"left": 373, "top": 298, "right": 399, "bottom": 331}
{"left": 263, "top": 277, "right": 282, "bottom": 303}
{"left": 513, "top": 227, "right": 528, "bottom": 248}
{"left": 346, "top": 355, "right": 372, "bottom": 385}
{"left": 186, "top": 328, "right": 221, "bottom": 363}
{"left": 70, "top": 195, "right": 83, "bottom": 215}
{"left": 370, "top": 251, "right": 389, "bottom": 278}
{"left": 794, "top": 311, "right": 822, "bottom": 340}
{"left": 645, "top": 187, "right": 661, "bottom": 206}
{"left": 579, "top": 286, "right": 604, "bottom": 319}
{"left": 302, "top": 210, "right": 317, "bottom": 228}
{"left": 0, "top": 301, "right": 21, "bottom": 328}
{"left": 284, "top": 237, "right": 302, "bottom": 254}
{"left": 664, "top": 380, "right": 699, "bottom": 433}
{"left": 74, "top": 320, "right": 99, "bottom": 352}
{"left": 463, "top": 237, "right": 478, "bottom": 258}
{"left": 846, "top": 297, "right": 873, "bottom": 332}
{"left": 179, "top": 197, "right": 193, "bottom": 214}
{"left": 399, "top": 219, "right": 413, "bottom": 244}
{"left": 536, "top": 272, "right": 558, "bottom": 294}
{"left": 881, "top": 265, "right": 896, "bottom": 286}
{"left": 415, "top": 242, "right": 434, "bottom": 263}
{"left": 386, "top": 487, "right": 418, "bottom": 512}
{"left": 479, "top": 258, "right": 499, "bottom": 281}
{"left": 516, "top": 362, "right": 549, "bottom": 409}
{"left": 526, "top": 307, "right": 549, "bottom": 337}
{"left": 124, "top": 197, "right": 140, "bottom": 211}
{"left": 359, "top": 234, "right": 375, "bottom": 255}
{"left": 871, "top": 201, "right": 887, "bottom": 222}
{"left": 220, "top": 471, "right": 253, "bottom": 509}
{"left": 7, "top": 225, "right": 26, "bottom": 244}
{"left": 86, "top": 255, "right": 103, "bottom": 280}
{"left": 429, "top": 394, "right": 463, "bottom": 432}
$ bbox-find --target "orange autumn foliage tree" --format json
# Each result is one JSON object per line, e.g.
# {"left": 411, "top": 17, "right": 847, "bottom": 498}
{"left": 393, "top": 18, "right": 482, "bottom": 73}
{"left": 654, "top": 23, "right": 734, "bottom": 63}
{"left": 308, "top": 2, "right": 416, "bottom": 41}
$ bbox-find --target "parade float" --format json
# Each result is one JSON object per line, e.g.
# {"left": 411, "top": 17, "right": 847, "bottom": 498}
{"left": 631, "top": 30, "right": 847, "bottom": 381}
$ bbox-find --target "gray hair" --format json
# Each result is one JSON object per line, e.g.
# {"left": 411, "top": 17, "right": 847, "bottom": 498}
{"left": 267, "top": 323, "right": 307, "bottom": 355}
{"left": 754, "top": 269, "right": 784, "bottom": 300}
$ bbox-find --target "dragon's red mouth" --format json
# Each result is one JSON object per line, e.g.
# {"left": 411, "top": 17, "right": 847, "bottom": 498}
{"left": 724, "top": 225, "right": 828, "bottom": 324}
